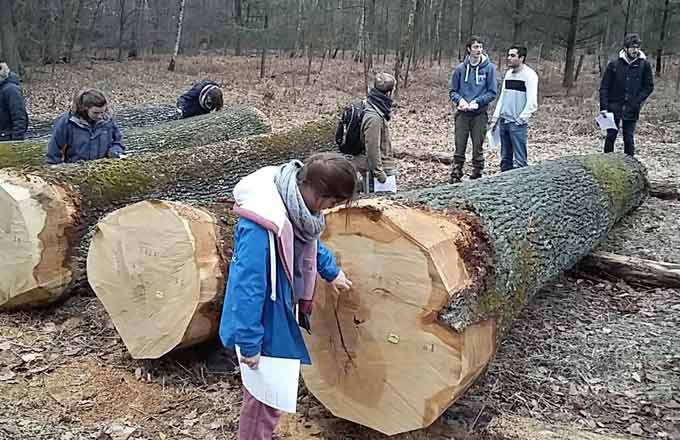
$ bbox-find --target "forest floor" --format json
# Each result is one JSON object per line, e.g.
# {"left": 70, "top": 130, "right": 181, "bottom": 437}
{"left": 1, "top": 55, "right": 678, "bottom": 440}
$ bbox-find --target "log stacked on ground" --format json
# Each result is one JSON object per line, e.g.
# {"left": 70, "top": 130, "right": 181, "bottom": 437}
{"left": 0, "top": 105, "right": 271, "bottom": 168}
{"left": 577, "top": 251, "right": 680, "bottom": 288}
{"left": 301, "top": 153, "right": 648, "bottom": 434}
{"left": 87, "top": 200, "right": 229, "bottom": 358}
{"left": 0, "top": 119, "right": 336, "bottom": 309}
{"left": 25, "top": 104, "right": 181, "bottom": 139}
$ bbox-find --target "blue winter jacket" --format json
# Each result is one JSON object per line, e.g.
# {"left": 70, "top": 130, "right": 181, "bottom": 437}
{"left": 0, "top": 72, "right": 29, "bottom": 141}
{"left": 45, "top": 112, "right": 125, "bottom": 164}
{"left": 177, "top": 80, "right": 219, "bottom": 118}
{"left": 219, "top": 218, "right": 340, "bottom": 364}
{"left": 449, "top": 54, "right": 498, "bottom": 115}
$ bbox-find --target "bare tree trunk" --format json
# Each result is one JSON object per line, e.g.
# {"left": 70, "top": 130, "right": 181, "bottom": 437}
{"left": 396, "top": 0, "right": 417, "bottom": 94}
{"left": 457, "top": 0, "right": 463, "bottom": 61}
{"left": 511, "top": 0, "right": 524, "bottom": 42}
{"left": 117, "top": 0, "right": 127, "bottom": 62}
{"left": 655, "top": 0, "right": 671, "bottom": 77}
{"left": 293, "top": 0, "right": 305, "bottom": 57}
{"left": 354, "top": 0, "right": 365, "bottom": 62}
{"left": 65, "top": 0, "right": 87, "bottom": 63}
{"left": 393, "top": 0, "right": 408, "bottom": 96}
{"left": 437, "top": 0, "right": 446, "bottom": 65}
{"left": 574, "top": 52, "right": 585, "bottom": 83}
{"left": 402, "top": 0, "right": 418, "bottom": 89}
{"left": 623, "top": 0, "right": 631, "bottom": 38}
{"left": 234, "top": 0, "right": 243, "bottom": 56}
{"left": 168, "top": 0, "right": 186, "bottom": 71}
{"left": 0, "top": 0, "right": 24, "bottom": 75}
{"left": 259, "top": 11, "right": 269, "bottom": 79}
{"left": 84, "top": 0, "right": 105, "bottom": 59}
{"left": 383, "top": 4, "right": 389, "bottom": 64}
{"left": 562, "top": 0, "right": 580, "bottom": 89}
{"left": 598, "top": 1, "right": 612, "bottom": 75}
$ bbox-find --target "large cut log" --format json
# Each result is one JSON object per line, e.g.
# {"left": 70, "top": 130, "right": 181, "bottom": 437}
{"left": 25, "top": 104, "right": 181, "bottom": 139}
{"left": 648, "top": 179, "right": 679, "bottom": 200}
{"left": 0, "top": 105, "right": 271, "bottom": 168}
{"left": 87, "top": 200, "right": 229, "bottom": 358}
{"left": 301, "top": 153, "right": 648, "bottom": 435}
{"left": 577, "top": 251, "right": 680, "bottom": 288}
{"left": 0, "top": 118, "right": 336, "bottom": 309}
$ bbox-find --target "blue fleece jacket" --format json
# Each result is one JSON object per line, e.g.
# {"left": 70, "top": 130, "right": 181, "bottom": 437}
{"left": 449, "top": 54, "right": 498, "bottom": 115}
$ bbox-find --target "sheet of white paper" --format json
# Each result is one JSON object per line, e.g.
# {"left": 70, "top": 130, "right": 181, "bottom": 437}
{"left": 235, "top": 346, "right": 300, "bottom": 413}
{"left": 373, "top": 175, "right": 397, "bottom": 193}
{"left": 486, "top": 125, "right": 501, "bottom": 151}
{"left": 595, "top": 112, "right": 617, "bottom": 130}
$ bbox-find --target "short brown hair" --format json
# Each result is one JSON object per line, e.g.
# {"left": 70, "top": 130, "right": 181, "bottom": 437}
{"left": 71, "top": 89, "right": 108, "bottom": 118}
{"left": 298, "top": 153, "right": 357, "bottom": 203}
{"left": 206, "top": 87, "right": 223, "bottom": 111}
{"left": 466, "top": 36, "right": 484, "bottom": 53}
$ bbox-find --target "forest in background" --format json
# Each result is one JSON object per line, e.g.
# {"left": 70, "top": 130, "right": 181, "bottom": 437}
{"left": 1, "top": 0, "right": 679, "bottom": 92}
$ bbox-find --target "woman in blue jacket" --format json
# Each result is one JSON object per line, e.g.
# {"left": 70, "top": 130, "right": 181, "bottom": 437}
{"left": 220, "top": 152, "right": 357, "bottom": 439}
{"left": 45, "top": 89, "right": 125, "bottom": 164}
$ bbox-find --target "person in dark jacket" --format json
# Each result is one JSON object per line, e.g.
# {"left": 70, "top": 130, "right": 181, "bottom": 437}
{"left": 448, "top": 36, "right": 497, "bottom": 182}
{"left": 219, "top": 152, "right": 356, "bottom": 439}
{"left": 599, "top": 33, "right": 654, "bottom": 156}
{"left": 0, "top": 62, "right": 29, "bottom": 141}
{"left": 176, "top": 80, "right": 224, "bottom": 118}
{"left": 45, "top": 89, "right": 125, "bottom": 164}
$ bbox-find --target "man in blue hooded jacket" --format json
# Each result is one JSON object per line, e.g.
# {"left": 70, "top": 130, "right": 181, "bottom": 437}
{"left": 0, "top": 62, "right": 28, "bottom": 141}
{"left": 448, "top": 36, "right": 497, "bottom": 183}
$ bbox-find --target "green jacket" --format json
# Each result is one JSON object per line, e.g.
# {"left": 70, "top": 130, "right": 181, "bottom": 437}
{"left": 354, "top": 103, "right": 396, "bottom": 180}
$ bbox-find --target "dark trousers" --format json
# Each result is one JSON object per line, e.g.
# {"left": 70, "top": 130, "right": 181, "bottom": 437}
{"left": 452, "top": 111, "right": 487, "bottom": 177}
{"left": 604, "top": 117, "right": 637, "bottom": 156}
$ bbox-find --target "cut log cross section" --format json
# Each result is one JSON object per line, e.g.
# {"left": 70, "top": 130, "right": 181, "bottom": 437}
{"left": 87, "top": 200, "right": 226, "bottom": 358}
{"left": 302, "top": 153, "right": 649, "bottom": 435}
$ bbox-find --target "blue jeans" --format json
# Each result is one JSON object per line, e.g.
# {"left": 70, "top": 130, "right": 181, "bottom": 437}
{"left": 499, "top": 120, "right": 528, "bottom": 172}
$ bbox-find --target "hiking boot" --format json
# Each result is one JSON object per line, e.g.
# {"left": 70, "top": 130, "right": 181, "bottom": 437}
{"left": 469, "top": 170, "right": 483, "bottom": 180}
{"left": 450, "top": 165, "right": 463, "bottom": 184}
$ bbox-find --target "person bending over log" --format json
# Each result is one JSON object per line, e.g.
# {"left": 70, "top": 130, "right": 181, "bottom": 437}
{"left": 219, "top": 152, "right": 357, "bottom": 439}
{"left": 177, "top": 80, "right": 224, "bottom": 118}
{"left": 45, "top": 89, "right": 125, "bottom": 164}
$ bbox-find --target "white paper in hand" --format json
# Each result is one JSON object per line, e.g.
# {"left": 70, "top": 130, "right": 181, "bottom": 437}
{"left": 235, "top": 346, "right": 300, "bottom": 413}
{"left": 595, "top": 112, "right": 617, "bottom": 131}
{"left": 373, "top": 175, "right": 397, "bottom": 193}
{"left": 486, "top": 125, "right": 501, "bottom": 152}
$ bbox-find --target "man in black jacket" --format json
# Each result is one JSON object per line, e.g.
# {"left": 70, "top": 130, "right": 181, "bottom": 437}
{"left": 0, "top": 62, "right": 29, "bottom": 141}
{"left": 599, "top": 34, "right": 654, "bottom": 156}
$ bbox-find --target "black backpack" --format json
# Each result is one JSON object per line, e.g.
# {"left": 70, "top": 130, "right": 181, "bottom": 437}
{"left": 335, "top": 101, "right": 366, "bottom": 155}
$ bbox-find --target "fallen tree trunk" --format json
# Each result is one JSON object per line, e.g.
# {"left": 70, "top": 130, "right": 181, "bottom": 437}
{"left": 87, "top": 200, "right": 230, "bottom": 358}
{"left": 0, "top": 105, "right": 271, "bottom": 168}
{"left": 0, "top": 118, "right": 336, "bottom": 309}
{"left": 577, "top": 251, "right": 680, "bottom": 288}
{"left": 301, "top": 153, "right": 648, "bottom": 434}
{"left": 648, "top": 179, "right": 679, "bottom": 200}
{"left": 25, "top": 104, "right": 181, "bottom": 139}
{"left": 394, "top": 149, "right": 675, "bottom": 203}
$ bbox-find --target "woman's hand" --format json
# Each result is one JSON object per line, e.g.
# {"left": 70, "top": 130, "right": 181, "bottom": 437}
{"left": 331, "top": 270, "right": 352, "bottom": 293}
{"left": 240, "top": 353, "right": 261, "bottom": 370}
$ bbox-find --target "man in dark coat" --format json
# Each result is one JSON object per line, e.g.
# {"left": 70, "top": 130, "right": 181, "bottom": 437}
{"left": 0, "top": 62, "right": 29, "bottom": 141}
{"left": 599, "top": 34, "right": 654, "bottom": 156}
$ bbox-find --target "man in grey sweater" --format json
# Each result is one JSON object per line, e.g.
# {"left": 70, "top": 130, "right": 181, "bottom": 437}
{"left": 490, "top": 45, "right": 538, "bottom": 172}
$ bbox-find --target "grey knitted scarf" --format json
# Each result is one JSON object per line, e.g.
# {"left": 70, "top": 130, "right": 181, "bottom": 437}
{"left": 275, "top": 160, "right": 325, "bottom": 242}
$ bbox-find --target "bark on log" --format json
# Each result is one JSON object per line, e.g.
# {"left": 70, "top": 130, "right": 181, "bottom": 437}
{"left": 87, "top": 200, "right": 230, "bottom": 358}
{"left": 0, "top": 119, "right": 336, "bottom": 309}
{"left": 0, "top": 105, "right": 271, "bottom": 168}
{"left": 25, "top": 104, "right": 182, "bottom": 139}
{"left": 577, "top": 251, "right": 680, "bottom": 288}
{"left": 301, "top": 153, "right": 648, "bottom": 434}
{"left": 649, "top": 179, "right": 679, "bottom": 200}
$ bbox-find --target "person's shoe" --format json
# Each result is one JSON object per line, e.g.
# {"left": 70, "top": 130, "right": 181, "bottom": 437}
{"left": 449, "top": 174, "right": 462, "bottom": 184}
{"left": 469, "top": 171, "right": 483, "bottom": 180}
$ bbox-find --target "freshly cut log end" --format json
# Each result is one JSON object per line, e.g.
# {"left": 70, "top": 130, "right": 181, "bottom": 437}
{"left": 302, "top": 199, "right": 497, "bottom": 435}
{"left": 0, "top": 171, "right": 78, "bottom": 309}
{"left": 87, "top": 200, "right": 226, "bottom": 359}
